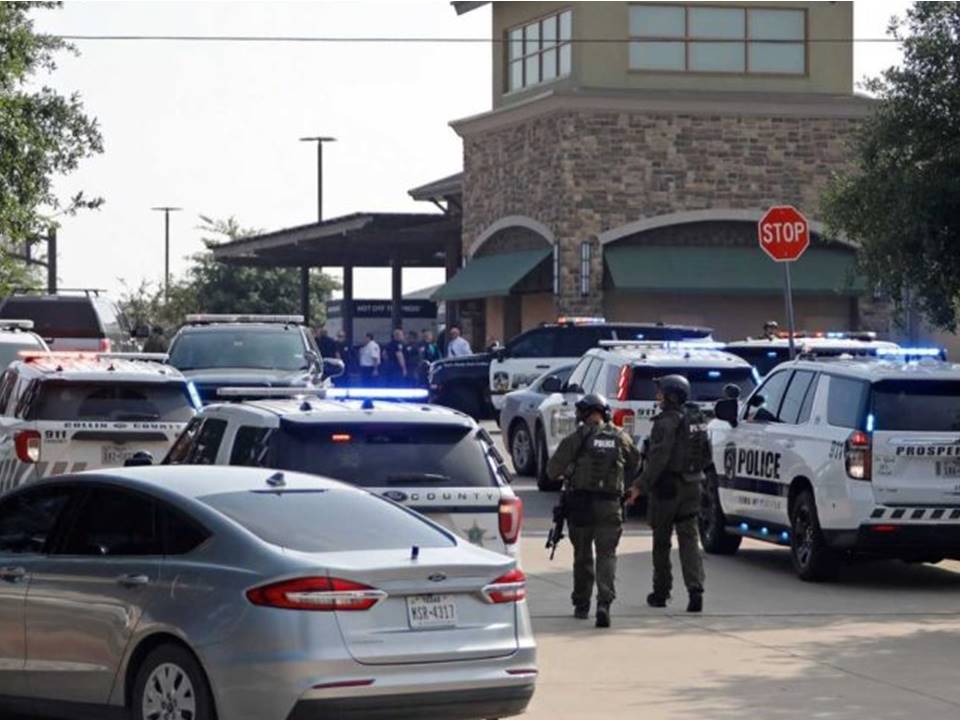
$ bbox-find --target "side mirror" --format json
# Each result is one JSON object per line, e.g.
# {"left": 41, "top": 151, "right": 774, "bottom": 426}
{"left": 714, "top": 398, "right": 739, "bottom": 427}
{"left": 321, "top": 358, "right": 345, "bottom": 380}
{"left": 541, "top": 376, "right": 563, "bottom": 394}
{"left": 494, "top": 347, "right": 507, "bottom": 362}
{"left": 563, "top": 383, "right": 583, "bottom": 395}
{"left": 748, "top": 393, "right": 766, "bottom": 408}
{"left": 124, "top": 451, "right": 155, "bottom": 467}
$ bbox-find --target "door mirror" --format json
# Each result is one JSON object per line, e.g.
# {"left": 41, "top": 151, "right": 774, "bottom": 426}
{"left": 124, "top": 451, "right": 155, "bottom": 467}
{"left": 541, "top": 376, "right": 563, "bottom": 394}
{"left": 321, "top": 358, "right": 345, "bottom": 381}
{"left": 714, "top": 398, "right": 739, "bottom": 427}
{"left": 563, "top": 383, "right": 583, "bottom": 395}
{"left": 494, "top": 347, "right": 508, "bottom": 362}
{"left": 748, "top": 393, "right": 766, "bottom": 408}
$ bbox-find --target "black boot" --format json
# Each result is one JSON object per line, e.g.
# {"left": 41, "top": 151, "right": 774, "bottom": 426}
{"left": 595, "top": 603, "right": 611, "bottom": 628}
{"left": 646, "top": 592, "right": 668, "bottom": 608}
{"left": 687, "top": 591, "right": 703, "bottom": 613}
{"left": 573, "top": 604, "right": 590, "bottom": 620}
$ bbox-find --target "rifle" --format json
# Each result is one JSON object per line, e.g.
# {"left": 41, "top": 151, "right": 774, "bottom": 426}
{"left": 545, "top": 493, "right": 567, "bottom": 560}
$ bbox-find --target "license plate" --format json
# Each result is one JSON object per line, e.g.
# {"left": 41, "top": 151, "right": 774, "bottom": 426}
{"left": 102, "top": 446, "right": 137, "bottom": 465}
{"left": 406, "top": 594, "right": 457, "bottom": 630}
{"left": 937, "top": 460, "right": 960, "bottom": 478}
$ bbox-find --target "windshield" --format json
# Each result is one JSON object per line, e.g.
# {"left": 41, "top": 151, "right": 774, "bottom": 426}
{"left": 626, "top": 366, "right": 756, "bottom": 402}
{"left": 168, "top": 327, "right": 308, "bottom": 371}
{"left": 0, "top": 337, "right": 44, "bottom": 370}
{"left": 199, "top": 488, "right": 455, "bottom": 553}
{"left": 871, "top": 380, "right": 960, "bottom": 433}
{"left": 0, "top": 298, "right": 101, "bottom": 339}
{"left": 269, "top": 422, "right": 497, "bottom": 487}
{"left": 29, "top": 382, "right": 195, "bottom": 422}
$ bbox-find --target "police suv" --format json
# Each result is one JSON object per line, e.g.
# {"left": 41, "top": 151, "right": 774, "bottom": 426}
{"left": 726, "top": 332, "right": 901, "bottom": 377}
{"left": 533, "top": 341, "right": 756, "bottom": 490}
{"left": 162, "top": 388, "right": 524, "bottom": 556}
{"left": 0, "top": 352, "right": 197, "bottom": 492}
{"left": 703, "top": 349, "right": 960, "bottom": 580}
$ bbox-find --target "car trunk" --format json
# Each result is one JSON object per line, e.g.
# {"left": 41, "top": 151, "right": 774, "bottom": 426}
{"left": 37, "top": 422, "right": 184, "bottom": 473}
{"left": 316, "top": 546, "right": 519, "bottom": 666}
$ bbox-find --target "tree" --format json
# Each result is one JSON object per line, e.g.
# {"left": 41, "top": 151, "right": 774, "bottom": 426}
{"left": 822, "top": 2, "right": 960, "bottom": 330}
{"left": 118, "top": 216, "right": 340, "bottom": 331}
{"left": 0, "top": 2, "right": 103, "bottom": 294}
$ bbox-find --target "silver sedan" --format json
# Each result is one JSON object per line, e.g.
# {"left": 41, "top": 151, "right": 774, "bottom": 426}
{"left": 499, "top": 364, "right": 574, "bottom": 480}
{"left": 0, "top": 466, "right": 537, "bottom": 720}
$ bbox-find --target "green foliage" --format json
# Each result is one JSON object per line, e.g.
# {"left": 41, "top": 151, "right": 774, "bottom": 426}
{"left": 0, "top": 2, "right": 103, "bottom": 296}
{"left": 118, "top": 216, "right": 340, "bottom": 332}
{"left": 822, "top": 2, "right": 960, "bottom": 330}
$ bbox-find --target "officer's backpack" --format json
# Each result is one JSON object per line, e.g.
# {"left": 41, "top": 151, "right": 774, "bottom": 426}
{"left": 677, "top": 403, "right": 711, "bottom": 475}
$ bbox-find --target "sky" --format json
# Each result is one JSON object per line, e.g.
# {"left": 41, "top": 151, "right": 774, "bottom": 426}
{"left": 33, "top": 0, "right": 911, "bottom": 303}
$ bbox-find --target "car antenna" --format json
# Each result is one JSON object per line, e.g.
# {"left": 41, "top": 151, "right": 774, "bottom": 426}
{"left": 266, "top": 471, "right": 285, "bottom": 488}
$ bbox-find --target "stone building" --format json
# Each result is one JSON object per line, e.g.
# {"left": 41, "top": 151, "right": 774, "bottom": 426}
{"left": 431, "top": 1, "right": 878, "bottom": 347}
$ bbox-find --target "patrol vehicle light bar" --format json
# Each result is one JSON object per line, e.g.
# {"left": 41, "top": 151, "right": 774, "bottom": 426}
{"left": 876, "top": 347, "right": 944, "bottom": 358}
{"left": 598, "top": 340, "right": 727, "bottom": 351}
{"left": 216, "top": 387, "right": 327, "bottom": 398}
{"left": 99, "top": 352, "right": 169, "bottom": 362}
{"left": 555, "top": 316, "right": 606, "bottom": 325}
{"left": 185, "top": 314, "right": 305, "bottom": 325}
{"left": 0, "top": 319, "right": 34, "bottom": 330}
{"left": 326, "top": 387, "right": 429, "bottom": 400}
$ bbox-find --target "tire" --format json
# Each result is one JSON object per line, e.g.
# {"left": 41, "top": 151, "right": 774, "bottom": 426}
{"left": 535, "top": 426, "right": 561, "bottom": 492}
{"left": 790, "top": 489, "right": 840, "bottom": 582}
{"left": 131, "top": 643, "right": 216, "bottom": 720}
{"left": 509, "top": 421, "right": 536, "bottom": 476}
{"left": 699, "top": 472, "right": 742, "bottom": 555}
{"left": 444, "top": 386, "right": 482, "bottom": 419}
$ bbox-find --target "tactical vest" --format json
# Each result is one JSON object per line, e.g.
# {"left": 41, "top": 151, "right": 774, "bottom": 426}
{"left": 567, "top": 423, "right": 626, "bottom": 496}
{"left": 670, "top": 403, "right": 711, "bottom": 477}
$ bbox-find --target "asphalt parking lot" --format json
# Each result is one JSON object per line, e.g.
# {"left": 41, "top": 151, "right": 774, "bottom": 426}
{"left": 485, "top": 422, "right": 960, "bottom": 720}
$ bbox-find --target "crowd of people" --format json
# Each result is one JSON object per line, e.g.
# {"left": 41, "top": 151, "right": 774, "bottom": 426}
{"left": 314, "top": 324, "right": 472, "bottom": 387}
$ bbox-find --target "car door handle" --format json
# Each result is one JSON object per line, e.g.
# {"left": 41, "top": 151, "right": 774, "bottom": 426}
{"left": 116, "top": 573, "right": 150, "bottom": 588}
{"left": 535, "top": 365, "right": 550, "bottom": 369}
{"left": 0, "top": 566, "right": 25, "bottom": 582}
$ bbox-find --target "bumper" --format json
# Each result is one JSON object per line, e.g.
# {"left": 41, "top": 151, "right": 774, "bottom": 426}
{"left": 825, "top": 523, "right": 960, "bottom": 557}
{"left": 287, "top": 684, "right": 535, "bottom": 720}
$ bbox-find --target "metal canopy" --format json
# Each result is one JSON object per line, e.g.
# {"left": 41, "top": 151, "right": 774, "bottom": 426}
{"left": 211, "top": 212, "right": 459, "bottom": 268}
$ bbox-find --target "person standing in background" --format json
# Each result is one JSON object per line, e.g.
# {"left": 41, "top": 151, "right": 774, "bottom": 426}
{"left": 446, "top": 325, "right": 473, "bottom": 358}
{"left": 315, "top": 325, "right": 338, "bottom": 360}
{"left": 404, "top": 330, "right": 421, "bottom": 385}
{"left": 383, "top": 328, "right": 407, "bottom": 387}
{"left": 358, "top": 333, "right": 381, "bottom": 385}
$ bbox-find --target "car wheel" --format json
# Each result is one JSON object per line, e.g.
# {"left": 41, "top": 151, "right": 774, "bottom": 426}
{"left": 535, "top": 427, "right": 560, "bottom": 492}
{"left": 132, "top": 643, "right": 215, "bottom": 720}
{"left": 790, "top": 489, "right": 840, "bottom": 582}
{"left": 699, "top": 472, "right": 741, "bottom": 555}
{"left": 509, "top": 422, "right": 536, "bottom": 476}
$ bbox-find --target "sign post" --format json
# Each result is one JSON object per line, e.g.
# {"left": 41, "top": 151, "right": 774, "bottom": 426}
{"left": 758, "top": 206, "right": 810, "bottom": 360}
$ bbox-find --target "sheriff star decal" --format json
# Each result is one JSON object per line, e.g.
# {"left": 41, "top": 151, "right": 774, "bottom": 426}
{"left": 466, "top": 521, "right": 487, "bottom": 546}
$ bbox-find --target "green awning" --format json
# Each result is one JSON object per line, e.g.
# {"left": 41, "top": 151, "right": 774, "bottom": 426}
{"left": 605, "top": 246, "right": 865, "bottom": 295}
{"left": 432, "top": 248, "right": 552, "bottom": 301}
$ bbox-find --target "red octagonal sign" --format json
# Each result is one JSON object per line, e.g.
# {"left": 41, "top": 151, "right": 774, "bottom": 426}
{"left": 758, "top": 206, "right": 810, "bottom": 262}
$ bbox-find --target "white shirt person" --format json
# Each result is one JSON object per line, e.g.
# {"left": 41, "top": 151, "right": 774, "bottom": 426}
{"left": 446, "top": 326, "right": 473, "bottom": 358}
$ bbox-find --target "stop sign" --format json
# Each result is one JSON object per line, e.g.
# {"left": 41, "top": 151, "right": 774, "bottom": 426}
{"left": 758, "top": 206, "right": 810, "bottom": 262}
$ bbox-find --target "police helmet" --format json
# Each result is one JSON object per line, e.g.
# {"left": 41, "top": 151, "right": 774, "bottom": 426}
{"left": 575, "top": 393, "right": 611, "bottom": 422}
{"left": 656, "top": 374, "right": 691, "bottom": 404}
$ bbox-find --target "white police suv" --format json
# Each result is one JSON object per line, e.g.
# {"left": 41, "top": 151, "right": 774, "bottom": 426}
{"left": 535, "top": 341, "right": 756, "bottom": 490}
{"left": 161, "top": 388, "right": 524, "bottom": 556}
{"left": 703, "top": 349, "right": 960, "bottom": 580}
{"left": 0, "top": 352, "right": 198, "bottom": 491}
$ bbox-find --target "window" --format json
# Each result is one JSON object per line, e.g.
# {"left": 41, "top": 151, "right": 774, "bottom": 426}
{"left": 536, "top": 364, "right": 574, "bottom": 393}
{"left": 582, "top": 358, "right": 605, "bottom": 394}
{"left": 507, "top": 8, "right": 573, "bottom": 92}
{"left": 580, "top": 241, "right": 592, "bottom": 296}
{"left": 29, "top": 381, "right": 196, "bottom": 423}
{"left": 191, "top": 418, "right": 228, "bottom": 465}
{"left": 870, "top": 381, "right": 960, "bottom": 432}
{"left": 163, "top": 416, "right": 203, "bottom": 464}
{"left": 565, "top": 357, "right": 593, "bottom": 391}
{"left": 748, "top": 370, "right": 792, "bottom": 423}
{"left": 0, "top": 337, "right": 44, "bottom": 375}
{"left": 826, "top": 376, "right": 869, "bottom": 430}
{"left": 229, "top": 426, "right": 273, "bottom": 466}
{"left": 161, "top": 507, "right": 210, "bottom": 555}
{"left": 57, "top": 488, "right": 161, "bottom": 556}
{"left": 629, "top": 4, "right": 805, "bottom": 75}
{"left": 0, "top": 486, "right": 73, "bottom": 555}
{"left": 508, "top": 328, "right": 555, "bottom": 358}
{"left": 778, "top": 370, "right": 816, "bottom": 425}
{"left": 0, "top": 297, "right": 102, "bottom": 338}
{"left": 555, "top": 327, "right": 605, "bottom": 357}
{"left": 0, "top": 370, "right": 16, "bottom": 416}
{"left": 167, "top": 327, "right": 309, "bottom": 373}
{"left": 797, "top": 374, "right": 819, "bottom": 424}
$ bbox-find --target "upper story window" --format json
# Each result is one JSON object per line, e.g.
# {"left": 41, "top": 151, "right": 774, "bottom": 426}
{"left": 628, "top": 4, "right": 806, "bottom": 76}
{"left": 507, "top": 8, "right": 573, "bottom": 93}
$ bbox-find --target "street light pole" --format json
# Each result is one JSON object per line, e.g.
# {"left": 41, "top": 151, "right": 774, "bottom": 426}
{"left": 151, "top": 206, "right": 182, "bottom": 301}
{"left": 298, "top": 136, "right": 336, "bottom": 324}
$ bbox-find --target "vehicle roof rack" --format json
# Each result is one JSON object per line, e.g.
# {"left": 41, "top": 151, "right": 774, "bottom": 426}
{"left": 11, "top": 287, "right": 105, "bottom": 297}
{"left": 185, "top": 314, "right": 305, "bottom": 325}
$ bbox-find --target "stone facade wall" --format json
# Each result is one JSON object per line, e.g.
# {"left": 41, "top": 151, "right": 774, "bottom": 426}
{"left": 462, "top": 108, "right": 862, "bottom": 317}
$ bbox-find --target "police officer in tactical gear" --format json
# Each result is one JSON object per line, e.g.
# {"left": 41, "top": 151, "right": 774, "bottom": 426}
{"left": 547, "top": 393, "right": 641, "bottom": 628}
{"left": 626, "top": 375, "right": 710, "bottom": 613}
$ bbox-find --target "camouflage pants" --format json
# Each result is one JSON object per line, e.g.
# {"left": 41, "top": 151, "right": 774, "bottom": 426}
{"left": 648, "top": 480, "right": 704, "bottom": 597}
{"left": 568, "top": 496, "right": 623, "bottom": 608}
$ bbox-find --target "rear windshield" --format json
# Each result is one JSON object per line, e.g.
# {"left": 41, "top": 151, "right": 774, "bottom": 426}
{"left": 28, "top": 382, "right": 195, "bottom": 422}
{"left": 168, "top": 327, "right": 307, "bottom": 372}
{"left": 269, "top": 422, "right": 497, "bottom": 488}
{"left": 871, "top": 380, "right": 960, "bottom": 432}
{"left": 624, "top": 366, "right": 756, "bottom": 402}
{"left": 0, "top": 337, "right": 44, "bottom": 370}
{"left": 0, "top": 298, "right": 101, "bottom": 339}
{"left": 199, "top": 488, "right": 455, "bottom": 552}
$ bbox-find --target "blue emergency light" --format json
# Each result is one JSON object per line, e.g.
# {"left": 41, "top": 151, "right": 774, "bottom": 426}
{"left": 327, "top": 387, "right": 429, "bottom": 401}
{"left": 187, "top": 381, "right": 203, "bottom": 410}
{"left": 877, "top": 347, "right": 944, "bottom": 358}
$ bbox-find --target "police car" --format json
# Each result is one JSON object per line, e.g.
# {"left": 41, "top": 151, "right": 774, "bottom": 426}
{"left": 726, "top": 332, "right": 901, "bottom": 377}
{"left": 161, "top": 387, "right": 524, "bottom": 556}
{"left": 534, "top": 341, "right": 756, "bottom": 490}
{"left": 0, "top": 320, "right": 48, "bottom": 369}
{"left": 703, "top": 348, "right": 960, "bottom": 580}
{"left": 0, "top": 352, "right": 197, "bottom": 492}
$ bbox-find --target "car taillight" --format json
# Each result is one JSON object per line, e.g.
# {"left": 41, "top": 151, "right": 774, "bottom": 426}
{"left": 98, "top": 338, "right": 112, "bottom": 352}
{"left": 845, "top": 430, "right": 872, "bottom": 481}
{"left": 246, "top": 577, "right": 385, "bottom": 611}
{"left": 616, "top": 366, "right": 632, "bottom": 401}
{"left": 14, "top": 430, "right": 40, "bottom": 464}
{"left": 483, "top": 568, "right": 527, "bottom": 604}
{"left": 499, "top": 496, "right": 523, "bottom": 545}
{"left": 612, "top": 408, "right": 635, "bottom": 435}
